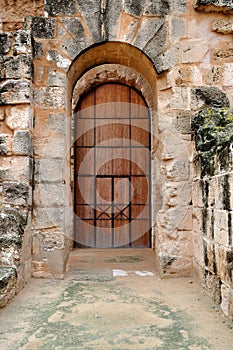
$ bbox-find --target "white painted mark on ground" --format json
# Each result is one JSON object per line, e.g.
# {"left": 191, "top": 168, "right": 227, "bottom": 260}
{"left": 112, "top": 269, "right": 128, "bottom": 277}
{"left": 112, "top": 270, "right": 154, "bottom": 277}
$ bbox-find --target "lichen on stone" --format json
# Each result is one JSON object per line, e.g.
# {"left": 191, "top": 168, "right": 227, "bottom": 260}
{"left": 192, "top": 107, "right": 233, "bottom": 176}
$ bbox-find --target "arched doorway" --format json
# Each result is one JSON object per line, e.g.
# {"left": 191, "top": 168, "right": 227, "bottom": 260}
{"left": 74, "top": 83, "right": 151, "bottom": 248}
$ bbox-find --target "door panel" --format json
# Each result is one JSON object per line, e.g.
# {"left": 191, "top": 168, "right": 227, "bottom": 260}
{"left": 74, "top": 83, "right": 151, "bottom": 248}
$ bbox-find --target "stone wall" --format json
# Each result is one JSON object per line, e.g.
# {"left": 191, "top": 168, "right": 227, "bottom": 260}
{"left": 192, "top": 102, "right": 233, "bottom": 319}
{"left": 0, "top": 28, "right": 34, "bottom": 303}
{"left": 0, "top": 0, "right": 232, "bottom": 317}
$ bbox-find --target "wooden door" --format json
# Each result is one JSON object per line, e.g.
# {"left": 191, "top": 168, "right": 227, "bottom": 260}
{"left": 74, "top": 83, "right": 151, "bottom": 248}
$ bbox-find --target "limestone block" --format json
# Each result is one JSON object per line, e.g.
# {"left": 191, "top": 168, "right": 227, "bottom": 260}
{"left": 181, "top": 40, "right": 209, "bottom": 63}
{"left": 77, "top": 0, "right": 101, "bottom": 42}
{"left": 223, "top": 63, "right": 233, "bottom": 86}
{"left": 0, "top": 33, "right": 12, "bottom": 54}
{"left": 203, "top": 271, "right": 221, "bottom": 304}
{"left": 60, "top": 37, "right": 87, "bottom": 60}
{"left": 35, "top": 135, "right": 66, "bottom": 159}
{"left": 3, "top": 182, "right": 29, "bottom": 206}
{"left": 48, "top": 69, "right": 66, "bottom": 87}
{"left": 45, "top": 113, "right": 66, "bottom": 132}
{"left": 214, "top": 44, "right": 233, "bottom": 62}
{"left": 44, "top": 0, "right": 79, "bottom": 16}
{"left": 35, "top": 159, "right": 64, "bottom": 183}
{"left": 194, "top": 0, "right": 233, "bottom": 13}
{"left": 169, "top": 87, "right": 190, "bottom": 110}
{"left": 0, "top": 80, "right": 33, "bottom": 105}
{"left": 154, "top": 46, "right": 179, "bottom": 74}
{"left": 34, "top": 87, "right": 65, "bottom": 109}
{"left": 170, "top": 17, "right": 186, "bottom": 40}
{"left": 134, "top": 18, "right": 164, "bottom": 50}
{"left": 162, "top": 159, "right": 190, "bottom": 181}
{"left": 31, "top": 17, "right": 55, "bottom": 39}
{"left": 5, "top": 106, "right": 33, "bottom": 130}
{"left": 192, "top": 180, "right": 204, "bottom": 208}
{"left": 193, "top": 232, "right": 204, "bottom": 265}
{"left": 32, "top": 207, "right": 65, "bottom": 230}
{"left": 214, "top": 210, "right": 230, "bottom": 246}
{"left": 221, "top": 283, "right": 233, "bottom": 318}
{"left": 12, "top": 130, "right": 32, "bottom": 156}
{"left": 144, "top": 25, "right": 167, "bottom": 62}
{"left": 33, "top": 183, "right": 65, "bottom": 207}
{"left": 32, "top": 40, "right": 43, "bottom": 59}
{"left": 0, "top": 156, "right": 32, "bottom": 183}
{"left": 5, "top": 55, "right": 33, "bottom": 80}
{"left": 171, "top": 0, "right": 188, "bottom": 14}
{"left": 46, "top": 50, "right": 71, "bottom": 71}
{"left": 216, "top": 174, "right": 231, "bottom": 210}
{"left": 215, "top": 245, "right": 232, "bottom": 283}
{"left": 0, "top": 135, "right": 9, "bottom": 156}
{"left": 205, "top": 66, "right": 222, "bottom": 86}
{"left": 172, "top": 111, "right": 192, "bottom": 134}
{"left": 212, "top": 19, "right": 233, "bottom": 34}
{"left": 164, "top": 181, "right": 192, "bottom": 207}
{"left": 13, "top": 30, "right": 32, "bottom": 55}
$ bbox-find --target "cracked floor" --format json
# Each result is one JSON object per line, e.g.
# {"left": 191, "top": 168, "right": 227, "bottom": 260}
{"left": 0, "top": 249, "right": 232, "bottom": 350}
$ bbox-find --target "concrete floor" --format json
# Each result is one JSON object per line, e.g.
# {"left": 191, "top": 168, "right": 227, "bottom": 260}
{"left": 0, "top": 249, "right": 232, "bottom": 350}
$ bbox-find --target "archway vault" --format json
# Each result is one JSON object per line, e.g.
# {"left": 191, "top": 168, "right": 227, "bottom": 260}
{"left": 68, "top": 42, "right": 159, "bottom": 249}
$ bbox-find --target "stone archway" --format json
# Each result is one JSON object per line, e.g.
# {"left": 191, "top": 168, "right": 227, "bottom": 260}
{"left": 68, "top": 43, "right": 159, "bottom": 250}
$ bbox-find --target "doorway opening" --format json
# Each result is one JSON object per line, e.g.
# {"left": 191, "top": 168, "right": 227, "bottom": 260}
{"left": 74, "top": 83, "right": 151, "bottom": 248}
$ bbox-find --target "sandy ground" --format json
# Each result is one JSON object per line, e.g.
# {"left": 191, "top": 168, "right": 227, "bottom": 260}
{"left": 0, "top": 249, "right": 232, "bottom": 350}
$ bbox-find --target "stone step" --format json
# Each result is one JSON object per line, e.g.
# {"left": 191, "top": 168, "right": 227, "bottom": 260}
{"left": 0, "top": 266, "right": 17, "bottom": 307}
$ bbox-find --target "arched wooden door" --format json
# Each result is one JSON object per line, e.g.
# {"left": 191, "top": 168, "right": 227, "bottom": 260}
{"left": 74, "top": 83, "right": 151, "bottom": 248}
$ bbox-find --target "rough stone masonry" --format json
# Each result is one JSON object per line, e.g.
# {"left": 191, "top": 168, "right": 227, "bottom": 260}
{"left": 0, "top": 0, "right": 233, "bottom": 319}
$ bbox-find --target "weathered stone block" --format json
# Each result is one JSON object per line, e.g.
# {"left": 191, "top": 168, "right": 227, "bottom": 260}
{"left": 144, "top": 25, "right": 167, "bottom": 62}
{"left": 0, "top": 209, "right": 26, "bottom": 237}
{"left": 46, "top": 50, "right": 71, "bottom": 71}
{"left": 191, "top": 86, "right": 230, "bottom": 109}
{"left": 33, "top": 134, "right": 65, "bottom": 158}
{"left": 171, "top": 17, "right": 186, "bottom": 40}
{"left": 171, "top": 0, "right": 188, "bottom": 14}
{"left": 32, "top": 207, "right": 65, "bottom": 230}
{"left": 60, "top": 38, "right": 87, "bottom": 60}
{"left": 223, "top": 63, "right": 233, "bottom": 86}
{"left": 48, "top": 69, "right": 66, "bottom": 87}
{"left": 212, "top": 19, "right": 233, "bottom": 34}
{"left": 154, "top": 46, "right": 179, "bottom": 74}
{"left": 45, "top": 112, "right": 66, "bottom": 132}
{"left": 6, "top": 106, "right": 33, "bottom": 130}
{"left": 31, "top": 17, "right": 55, "bottom": 39}
{"left": 181, "top": 40, "right": 209, "bottom": 64}
{"left": 5, "top": 55, "right": 33, "bottom": 80}
{"left": 3, "top": 182, "right": 29, "bottom": 206}
{"left": 169, "top": 87, "right": 190, "bottom": 109}
{"left": 77, "top": 0, "right": 101, "bottom": 42}
{"left": 172, "top": 111, "right": 192, "bottom": 134}
{"left": 134, "top": 18, "right": 164, "bottom": 50}
{"left": 194, "top": 0, "right": 233, "bottom": 13}
{"left": 12, "top": 130, "right": 32, "bottom": 156}
{"left": 0, "top": 80, "right": 33, "bottom": 105}
{"left": 0, "top": 266, "right": 17, "bottom": 308}
{"left": 35, "top": 159, "right": 64, "bottom": 182}
{"left": 13, "top": 30, "right": 32, "bottom": 55}
{"left": 203, "top": 271, "right": 221, "bottom": 304}
{"left": 32, "top": 40, "right": 43, "bottom": 59}
{"left": 0, "top": 135, "right": 9, "bottom": 155}
{"left": 0, "top": 156, "right": 32, "bottom": 183}
{"left": 34, "top": 87, "right": 65, "bottom": 109}
{"left": 33, "top": 183, "right": 65, "bottom": 207}
{"left": 221, "top": 283, "right": 233, "bottom": 318}
{"left": 44, "top": 0, "right": 79, "bottom": 16}
{"left": 0, "top": 33, "right": 12, "bottom": 55}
